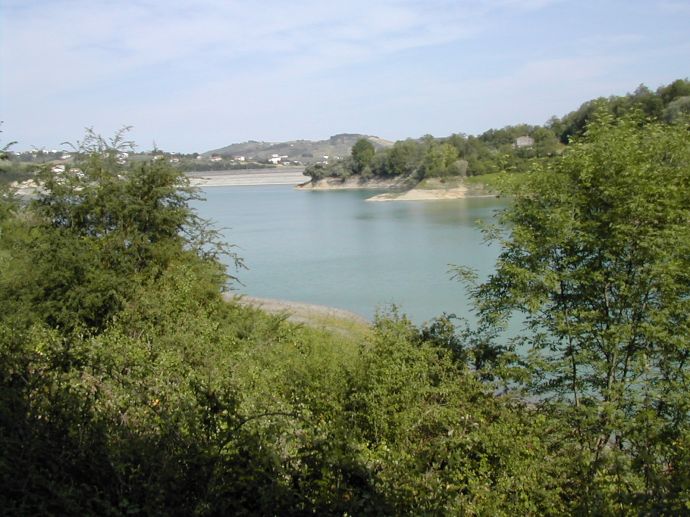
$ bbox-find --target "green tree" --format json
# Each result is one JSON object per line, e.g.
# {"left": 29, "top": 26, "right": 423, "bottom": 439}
{"left": 351, "top": 138, "right": 375, "bottom": 174}
{"left": 657, "top": 78, "right": 690, "bottom": 105}
{"left": 387, "top": 139, "right": 424, "bottom": 177}
{"left": 461, "top": 111, "right": 690, "bottom": 512}
{"left": 421, "top": 142, "right": 459, "bottom": 178}
{"left": 0, "top": 130, "right": 235, "bottom": 332}
{"left": 663, "top": 95, "right": 690, "bottom": 123}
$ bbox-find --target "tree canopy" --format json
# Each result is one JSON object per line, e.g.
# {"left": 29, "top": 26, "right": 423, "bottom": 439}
{"left": 460, "top": 110, "right": 690, "bottom": 513}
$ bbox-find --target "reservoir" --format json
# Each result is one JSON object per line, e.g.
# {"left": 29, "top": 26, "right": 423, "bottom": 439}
{"left": 194, "top": 185, "right": 506, "bottom": 324}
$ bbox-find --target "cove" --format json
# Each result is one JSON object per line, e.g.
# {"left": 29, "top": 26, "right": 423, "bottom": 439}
{"left": 194, "top": 185, "right": 506, "bottom": 324}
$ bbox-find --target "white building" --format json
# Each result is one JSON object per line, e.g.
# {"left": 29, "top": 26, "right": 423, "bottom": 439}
{"left": 515, "top": 136, "right": 534, "bottom": 148}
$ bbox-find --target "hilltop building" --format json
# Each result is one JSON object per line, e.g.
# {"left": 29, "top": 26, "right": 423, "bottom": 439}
{"left": 515, "top": 136, "right": 534, "bottom": 148}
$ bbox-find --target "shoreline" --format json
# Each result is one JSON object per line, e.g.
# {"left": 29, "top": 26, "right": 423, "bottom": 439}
{"left": 299, "top": 176, "right": 497, "bottom": 201}
{"left": 225, "top": 294, "right": 370, "bottom": 326}
{"left": 368, "top": 186, "right": 468, "bottom": 202}
{"left": 296, "top": 177, "right": 410, "bottom": 191}
{"left": 11, "top": 169, "right": 496, "bottom": 201}
{"left": 187, "top": 167, "right": 308, "bottom": 187}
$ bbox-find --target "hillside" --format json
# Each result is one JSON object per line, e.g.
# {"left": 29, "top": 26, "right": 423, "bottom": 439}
{"left": 205, "top": 133, "right": 393, "bottom": 164}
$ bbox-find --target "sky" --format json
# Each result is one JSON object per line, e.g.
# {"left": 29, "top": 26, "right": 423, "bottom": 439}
{"left": 1, "top": 0, "right": 689, "bottom": 153}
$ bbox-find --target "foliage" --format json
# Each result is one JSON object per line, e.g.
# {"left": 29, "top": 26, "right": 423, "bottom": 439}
{"left": 351, "top": 137, "right": 375, "bottom": 174}
{"left": 0, "top": 137, "right": 236, "bottom": 333}
{"left": 3, "top": 101, "right": 690, "bottom": 514}
{"left": 0, "top": 131, "right": 573, "bottom": 515}
{"left": 550, "top": 78, "right": 690, "bottom": 143}
{"left": 460, "top": 110, "right": 690, "bottom": 513}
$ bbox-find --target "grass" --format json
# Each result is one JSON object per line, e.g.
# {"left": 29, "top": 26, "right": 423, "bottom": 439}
{"left": 465, "top": 171, "right": 531, "bottom": 193}
{"left": 230, "top": 295, "right": 372, "bottom": 343}
{"left": 296, "top": 312, "right": 372, "bottom": 342}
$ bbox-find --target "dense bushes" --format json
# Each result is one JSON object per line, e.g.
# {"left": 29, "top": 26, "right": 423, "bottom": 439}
{"left": 1, "top": 116, "right": 689, "bottom": 514}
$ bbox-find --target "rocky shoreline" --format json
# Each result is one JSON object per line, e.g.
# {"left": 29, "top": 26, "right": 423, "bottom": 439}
{"left": 299, "top": 176, "right": 496, "bottom": 201}
{"left": 295, "top": 176, "right": 409, "bottom": 191}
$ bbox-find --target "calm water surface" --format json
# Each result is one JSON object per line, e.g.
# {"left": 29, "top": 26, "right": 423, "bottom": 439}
{"left": 195, "top": 186, "right": 506, "bottom": 324}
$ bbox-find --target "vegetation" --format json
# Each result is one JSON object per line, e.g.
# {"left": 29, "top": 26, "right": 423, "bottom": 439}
{"left": 550, "top": 79, "right": 690, "bottom": 143}
{"left": 0, "top": 134, "right": 562, "bottom": 515}
{"left": 457, "top": 110, "right": 690, "bottom": 514}
{"left": 1, "top": 86, "right": 689, "bottom": 514}
{"left": 306, "top": 78, "right": 690, "bottom": 184}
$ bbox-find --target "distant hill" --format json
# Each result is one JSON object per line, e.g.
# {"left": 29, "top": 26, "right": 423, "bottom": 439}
{"left": 205, "top": 134, "right": 393, "bottom": 165}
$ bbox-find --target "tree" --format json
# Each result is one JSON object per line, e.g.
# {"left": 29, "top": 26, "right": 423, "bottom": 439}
{"left": 663, "top": 95, "right": 690, "bottom": 123}
{"left": 351, "top": 138, "right": 375, "bottom": 174}
{"left": 461, "top": 111, "right": 690, "bottom": 512}
{"left": 420, "top": 142, "right": 459, "bottom": 178}
{"left": 387, "top": 139, "right": 424, "bottom": 177}
{"left": 0, "top": 130, "right": 236, "bottom": 332}
{"left": 657, "top": 78, "right": 690, "bottom": 105}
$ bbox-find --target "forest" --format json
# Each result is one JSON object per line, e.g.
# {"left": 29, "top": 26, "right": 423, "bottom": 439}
{"left": 305, "top": 78, "right": 690, "bottom": 183}
{"left": 0, "top": 94, "right": 689, "bottom": 515}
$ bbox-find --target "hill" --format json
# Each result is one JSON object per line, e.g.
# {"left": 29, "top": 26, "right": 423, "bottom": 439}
{"left": 205, "top": 133, "right": 393, "bottom": 164}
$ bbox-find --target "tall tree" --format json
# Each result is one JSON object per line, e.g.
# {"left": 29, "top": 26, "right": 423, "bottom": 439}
{"left": 461, "top": 110, "right": 690, "bottom": 512}
{"left": 0, "top": 131, "right": 236, "bottom": 332}
{"left": 351, "top": 138, "right": 375, "bottom": 174}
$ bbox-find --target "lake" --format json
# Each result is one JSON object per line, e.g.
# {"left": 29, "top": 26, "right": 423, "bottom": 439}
{"left": 194, "top": 185, "right": 506, "bottom": 324}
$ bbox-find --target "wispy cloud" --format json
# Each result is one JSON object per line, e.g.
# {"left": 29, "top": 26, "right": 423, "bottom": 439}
{"left": 1, "top": 0, "right": 553, "bottom": 90}
{"left": 1, "top": 0, "right": 687, "bottom": 150}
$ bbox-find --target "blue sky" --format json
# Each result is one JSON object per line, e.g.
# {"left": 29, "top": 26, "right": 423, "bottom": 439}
{"left": 1, "top": 0, "right": 689, "bottom": 152}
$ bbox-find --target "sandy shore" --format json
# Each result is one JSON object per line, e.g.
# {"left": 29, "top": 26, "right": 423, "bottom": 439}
{"left": 297, "top": 176, "right": 409, "bottom": 190}
{"left": 367, "top": 186, "right": 472, "bottom": 202}
{"left": 187, "top": 167, "right": 308, "bottom": 187}
{"left": 300, "top": 177, "right": 496, "bottom": 201}
{"left": 9, "top": 168, "right": 310, "bottom": 194}
{"left": 225, "top": 294, "right": 370, "bottom": 326}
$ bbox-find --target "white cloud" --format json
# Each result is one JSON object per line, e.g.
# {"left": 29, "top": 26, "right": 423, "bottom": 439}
{"left": 1, "top": 0, "right": 548, "bottom": 92}
{"left": 1, "top": 0, "right": 686, "bottom": 150}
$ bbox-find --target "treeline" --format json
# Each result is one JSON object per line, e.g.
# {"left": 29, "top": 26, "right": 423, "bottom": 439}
{"left": 1, "top": 110, "right": 689, "bottom": 513}
{"left": 551, "top": 78, "right": 690, "bottom": 143}
{"left": 306, "top": 78, "right": 690, "bottom": 182}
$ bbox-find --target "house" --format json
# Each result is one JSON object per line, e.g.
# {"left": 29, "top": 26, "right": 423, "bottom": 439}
{"left": 268, "top": 156, "right": 281, "bottom": 164}
{"left": 234, "top": 155, "right": 245, "bottom": 162}
{"left": 515, "top": 136, "right": 534, "bottom": 148}
{"left": 210, "top": 155, "right": 222, "bottom": 162}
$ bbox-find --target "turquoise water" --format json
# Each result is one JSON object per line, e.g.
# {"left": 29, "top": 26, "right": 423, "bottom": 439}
{"left": 194, "top": 186, "right": 506, "bottom": 324}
